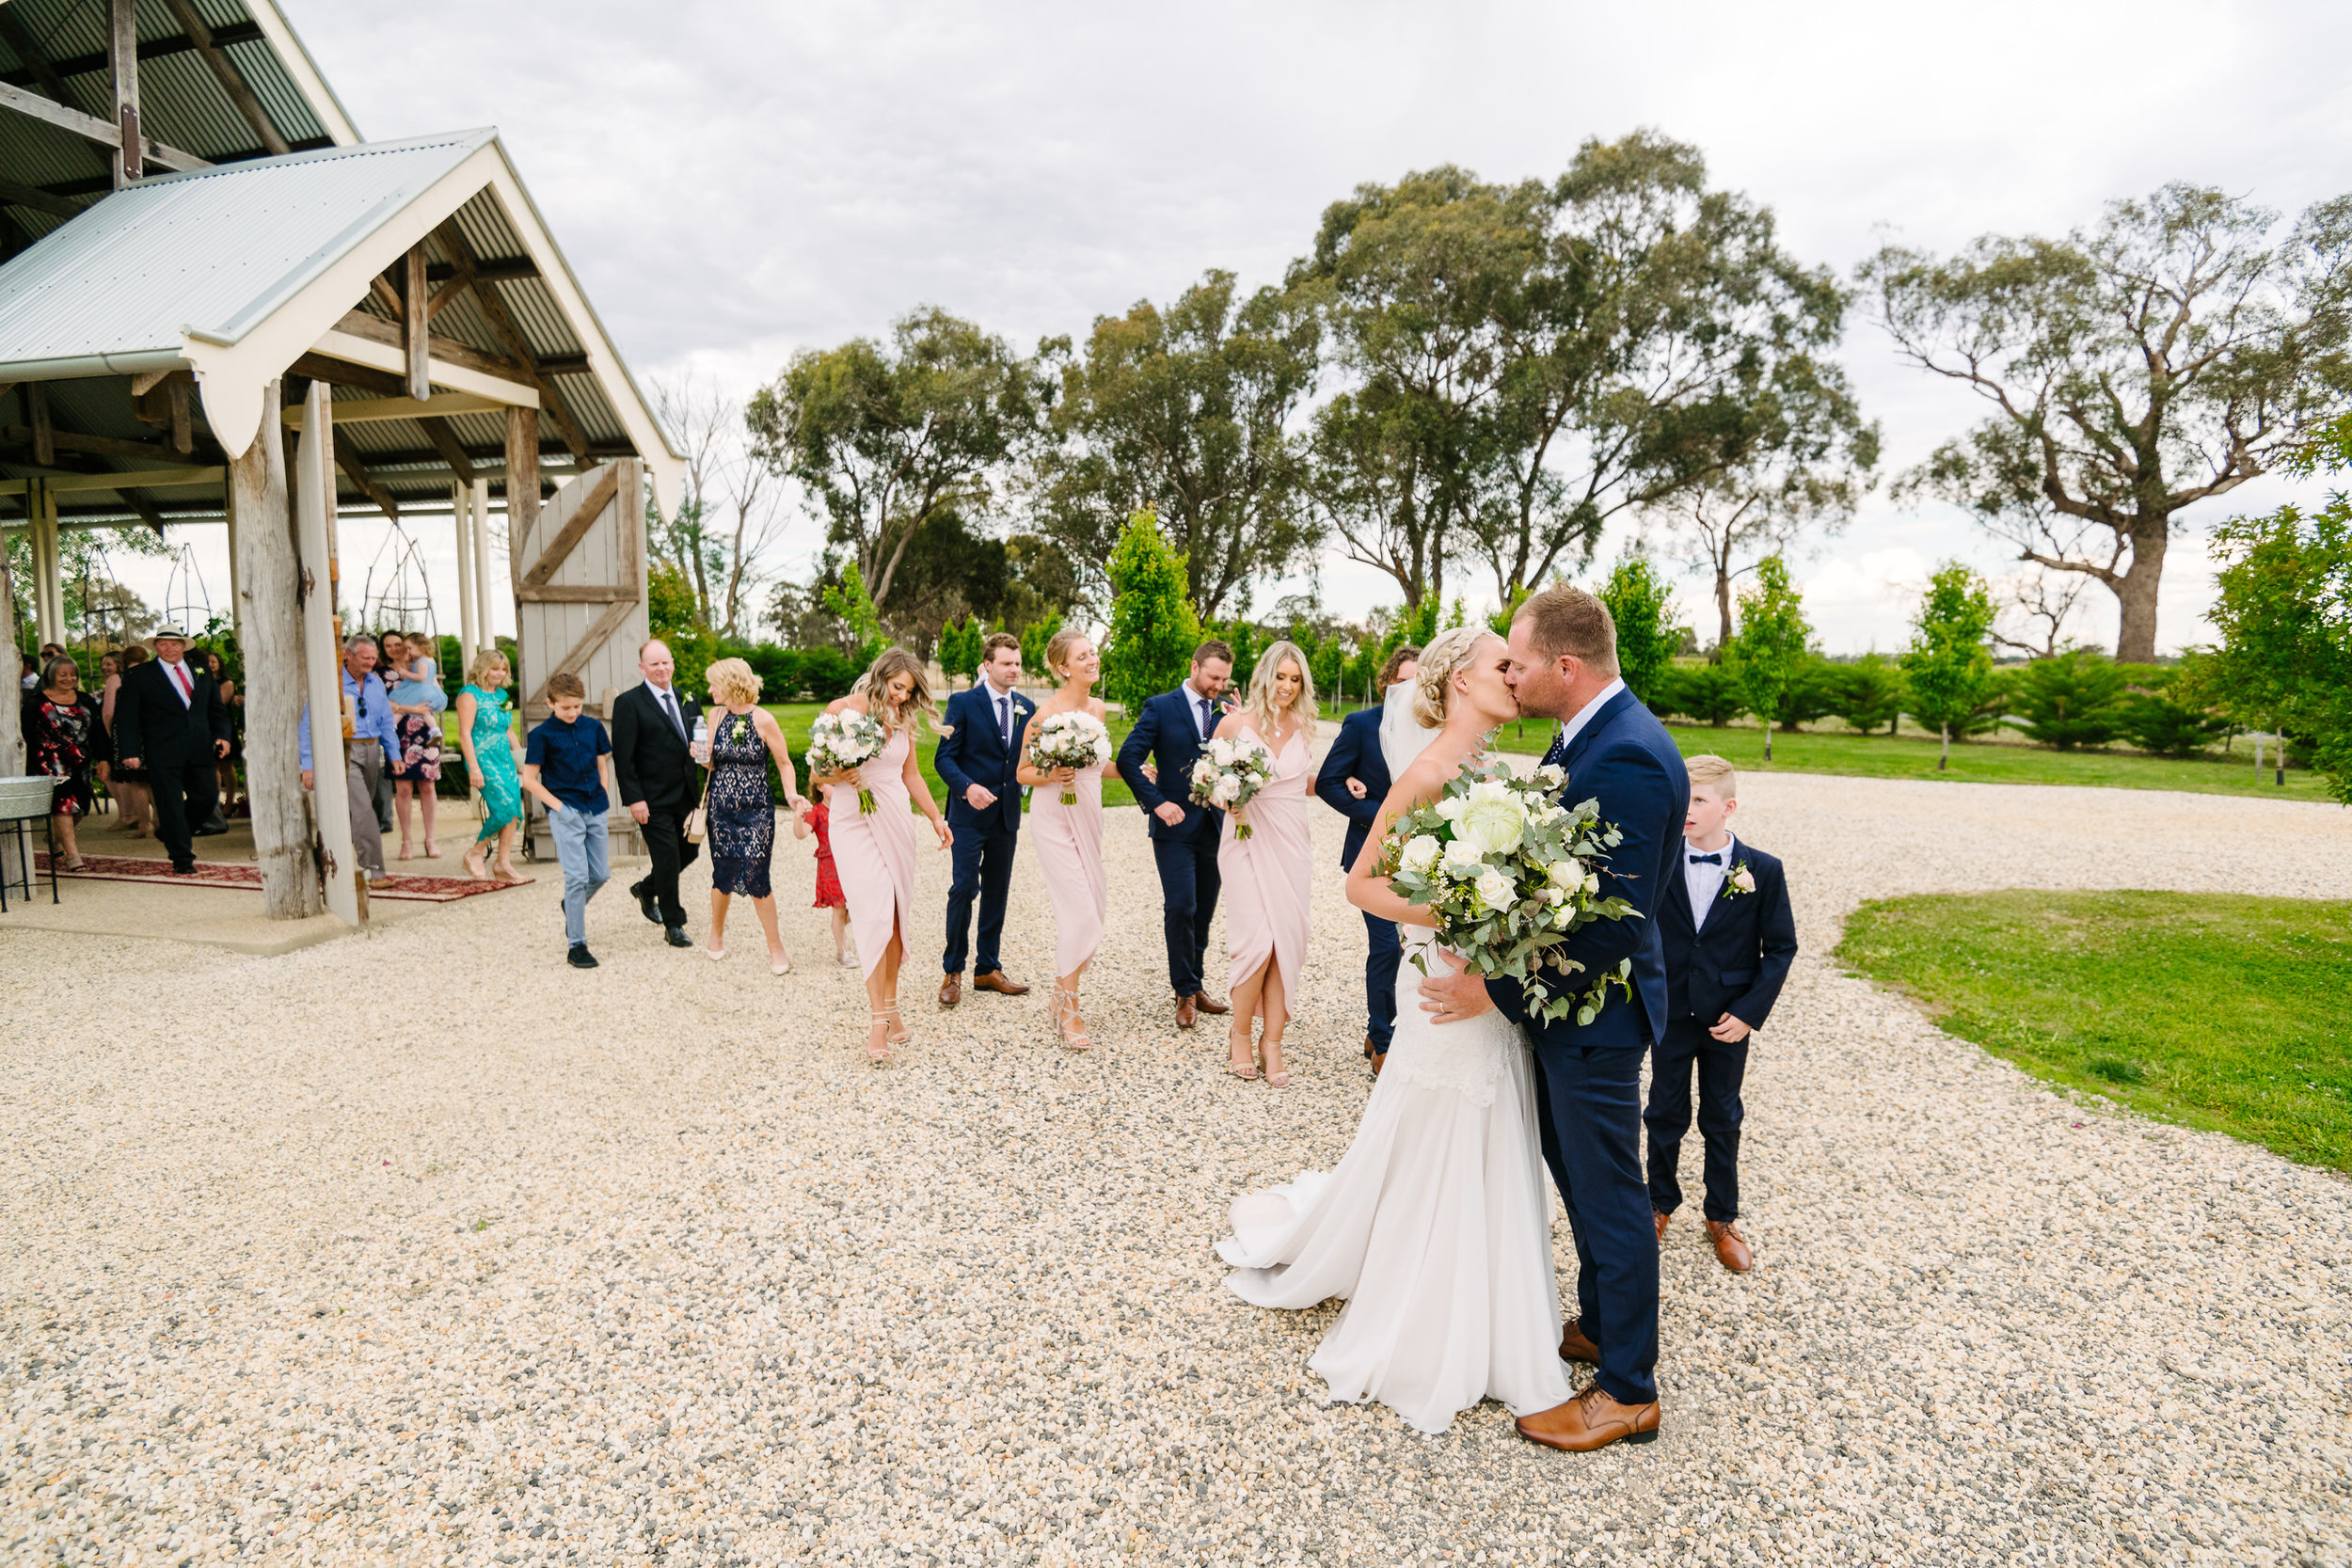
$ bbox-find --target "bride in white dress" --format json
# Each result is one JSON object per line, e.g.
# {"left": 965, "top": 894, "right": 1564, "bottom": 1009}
{"left": 1216, "top": 626, "right": 1572, "bottom": 1435}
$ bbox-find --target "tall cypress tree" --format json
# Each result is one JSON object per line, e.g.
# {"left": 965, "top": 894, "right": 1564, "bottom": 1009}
{"left": 1100, "top": 512, "right": 1202, "bottom": 714}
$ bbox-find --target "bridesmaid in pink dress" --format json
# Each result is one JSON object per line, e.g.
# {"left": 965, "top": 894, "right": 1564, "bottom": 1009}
{"left": 812, "top": 648, "right": 953, "bottom": 1063}
{"left": 1215, "top": 639, "right": 1318, "bottom": 1086}
{"left": 1014, "top": 627, "right": 1110, "bottom": 1052}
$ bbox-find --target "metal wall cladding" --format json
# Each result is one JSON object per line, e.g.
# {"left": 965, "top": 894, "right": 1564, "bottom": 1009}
{"left": 0, "top": 132, "right": 491, "bottom": 364}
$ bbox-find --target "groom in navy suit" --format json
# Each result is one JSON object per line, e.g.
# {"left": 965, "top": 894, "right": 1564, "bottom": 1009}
{"left": 1116, "top": 638, "right": 1235, "bottom": 1032}
{"left": 1418, "top": 585, "right": 1689, "bottom": 1454}
{"left": 933, "top": 633, "right": 1036, "bottom": 1006}
{"left": 1313, "top": 643, "right": 1421, "bottom": 1073}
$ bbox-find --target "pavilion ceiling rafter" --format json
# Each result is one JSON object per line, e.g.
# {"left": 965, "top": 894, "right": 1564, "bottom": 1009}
{"left": 430, "top": 217, "right": 594, "bottom": 463}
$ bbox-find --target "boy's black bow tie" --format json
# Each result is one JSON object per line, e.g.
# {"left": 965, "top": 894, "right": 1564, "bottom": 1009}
{"left": 1689, "top": 851, "right": 1723, "bottom": 865}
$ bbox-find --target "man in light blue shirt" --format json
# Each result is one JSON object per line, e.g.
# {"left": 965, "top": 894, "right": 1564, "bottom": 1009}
{"left": 300, "top": 635, "right": 401, "bottom": 884}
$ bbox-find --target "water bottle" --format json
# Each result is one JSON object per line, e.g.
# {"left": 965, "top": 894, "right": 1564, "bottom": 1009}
{"left": 691, "top": 715, "right": 709, "bottom": 766}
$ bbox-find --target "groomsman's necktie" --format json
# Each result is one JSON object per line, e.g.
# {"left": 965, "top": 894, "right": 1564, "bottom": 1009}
{"left": 1198, "top": 697, "right": 1213, "bottom": 738}
{"left": 1689, "top": 852, "right": 1723, "bottom": 865}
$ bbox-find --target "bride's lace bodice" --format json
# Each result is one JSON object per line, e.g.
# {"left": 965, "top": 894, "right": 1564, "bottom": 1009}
{"left": 1381, "top": 927, "right": 1522, "bottom": 1107}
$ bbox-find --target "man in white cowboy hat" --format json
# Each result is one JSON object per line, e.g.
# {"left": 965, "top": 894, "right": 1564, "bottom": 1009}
{"left": 110, "top": 622, "right": 230, "bottom": 875}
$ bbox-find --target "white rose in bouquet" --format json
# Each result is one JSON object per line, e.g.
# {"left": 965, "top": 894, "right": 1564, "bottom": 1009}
{"left": 1211, "top": 777, "right": 1240, "bottom": 806}
{"left": 1474, "top": 868, "right": 1516, "bottom": 911}
{"left": 1440, "top": 838, "right": 1487, "bottom": 878}
{"left": 1546, "top": 858, "right": 1581, "bottom": 890}
{"left": 1401, "top": 834, "right": 1442, "bottom": 874}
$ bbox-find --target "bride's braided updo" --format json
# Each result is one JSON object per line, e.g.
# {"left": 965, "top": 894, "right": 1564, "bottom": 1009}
{"left": 1410, "top": 626, "right": 1492, "bottom": 728}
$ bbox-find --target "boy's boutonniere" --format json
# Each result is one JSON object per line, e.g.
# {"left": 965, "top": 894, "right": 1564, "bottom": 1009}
{"left": 1720, "top": 860, "right": 1756, "bottom": 900}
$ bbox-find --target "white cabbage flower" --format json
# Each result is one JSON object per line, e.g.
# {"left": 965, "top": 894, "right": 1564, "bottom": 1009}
{"left": 1474, "top": 868, "right": 1516, "bottom": 911}
{"left": 1440, "top": 838, "right": 1487, "bottom": 878}
{"left": 1455, "top": 780, "right": 1527, "bottom": 855}
{"left": 1401, "top": 834, "right": 1442, "bottom": 874}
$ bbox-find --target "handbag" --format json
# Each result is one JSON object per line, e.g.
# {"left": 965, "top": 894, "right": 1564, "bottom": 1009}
{"left": 681, "top": 714, "right": 712, "bottom": 843}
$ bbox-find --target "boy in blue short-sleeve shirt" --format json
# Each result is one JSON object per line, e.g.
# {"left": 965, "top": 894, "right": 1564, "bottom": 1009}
{"left": 522, "top": 672, "right": 616, "bottom": 968}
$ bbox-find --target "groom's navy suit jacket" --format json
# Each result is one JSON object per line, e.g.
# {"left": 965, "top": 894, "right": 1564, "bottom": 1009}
{"left": 1490, "top": 685, "right": 1690, "bottom": 1051}
{"left": 1659, "top": 843, "right": 1796, "bottom": 1031}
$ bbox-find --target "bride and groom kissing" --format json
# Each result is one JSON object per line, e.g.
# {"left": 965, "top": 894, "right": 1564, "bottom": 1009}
{"left": 1218, "top": 584, "right": 1687, "bottom": 1451}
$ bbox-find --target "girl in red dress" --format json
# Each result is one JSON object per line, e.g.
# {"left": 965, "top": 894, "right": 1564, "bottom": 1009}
{"left": 792, "top": 797, "right": 854, "bottom": 966}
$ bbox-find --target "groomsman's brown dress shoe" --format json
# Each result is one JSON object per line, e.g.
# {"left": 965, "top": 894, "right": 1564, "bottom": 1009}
{"left": 1654, "top": 1210, "right": 1671, "bottom": 1243}
{"left": 1558, "top": 1323, "right": 1599, "bottom": 1366}
{"left": 1516, "top": 1385, "right": 1661, "bottom": 1452}
{"left": 1176, "top": 993, "right": 1199, "bottom": 1030}
{"left": 974, "top": 970, "right": 1030, "bottom": 996}
{"left": 1705, "top": 1220, "right": 1753, "bottom": 1274}
{"left": 938, "top": 974, "right": 962, "bottom": 1007}
{"left": 1192, "top": 990, "right": 1231, "bottom": 1015}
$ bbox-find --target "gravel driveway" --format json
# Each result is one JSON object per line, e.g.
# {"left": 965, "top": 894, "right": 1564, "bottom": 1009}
{"left": 4, "top": 769, "right": 2348, "bottom": 1566}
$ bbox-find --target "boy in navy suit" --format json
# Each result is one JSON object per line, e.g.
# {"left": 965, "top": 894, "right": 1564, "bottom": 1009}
{"left": 1646, "top": 753, "right": 1797, "bottom": 1273}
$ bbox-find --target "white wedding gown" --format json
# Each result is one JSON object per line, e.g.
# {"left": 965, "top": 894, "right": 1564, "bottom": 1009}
{"left": 1217, "top": 927, "right": 1573, "bottom": 1434}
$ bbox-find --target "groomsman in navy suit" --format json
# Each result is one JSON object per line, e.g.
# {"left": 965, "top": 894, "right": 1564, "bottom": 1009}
{"left": 1417, "top": 585, "right": 1688, "bottom": 1454}
{"left": 1312, "top": 643, "right": 1421, "bottom": 1073}
{"left": 1116, "top": 638, "right": 1235, "bottom": 1032}
{"left": 933, "top": 633, "right": 1035, "bottom": 1006}
{"left": 1647, "top": 753, "right": 1796, "bottom": 1275}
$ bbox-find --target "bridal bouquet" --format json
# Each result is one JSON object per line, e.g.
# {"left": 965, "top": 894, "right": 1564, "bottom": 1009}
{"left": 1188, "top": 734, "right": 1277, "bottom": 838}
{"left": 1025, "top": 711, "right": 1113, "bottom": 804}
{"left": 806, "top": 709, "right": 889, "bottom": 814}
{"left": 1376, "top": 756, "right": 1638, "bottom": 1025}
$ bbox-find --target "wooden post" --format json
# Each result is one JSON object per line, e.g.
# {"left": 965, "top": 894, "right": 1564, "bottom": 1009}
{"left": 224, "top": 470, "right": 242, "bottom": 642}
{"left": 503, "top": 405, "right": 538, "bottom": 706}
{"left": 294, "top": 380, "right": 359, "bottom": 925}
{"left": 469, "top": 477, "right": 493, "bottom": 657}
{"left": 232, "top": 379, "right": 324, "bottom": 919}
{"left": 453, "top": 481, "right": 478, "bottom": 679}
{"left": 28, "top": 481, "right": 63, "bottom": 649}
{"left": 0, "top": 514, "right": 18, "bottom": 775}
{"left": 108, "top": 0, "right": 138, "bottom": 189}
{"left": 402, "top": 246, "right": 431, "bottom": 404}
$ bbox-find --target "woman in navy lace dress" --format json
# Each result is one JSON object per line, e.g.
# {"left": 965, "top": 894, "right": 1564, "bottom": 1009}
{"left": 698, "top": 657, "right": 806, "bottom": 974}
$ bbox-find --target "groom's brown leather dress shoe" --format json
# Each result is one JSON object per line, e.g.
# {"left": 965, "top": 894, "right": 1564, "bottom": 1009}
{"left": 938, "top": 974, "right": 962, "bottom": 1007}
{"left": 1516, "top": 1385, "right": 1661, "bottom": 1452}
{"left": 1176, "top": 993, "right": 1199, "bottom": 1030}
{"left": 1558, "top": 1323, "right": 1599, "bottom": 1365}
{"left": 1706, "top": 1220, "right": 1753, "bottom": 1274}
{"left": 1654, "top": 1210, "right": 1671, "bottom": 1243}
{"left": 974, "top": 970, "right": 1030, "bottom": 996}
{"left": 1192, "top": 990, "right": 1231, "bottom": 1015}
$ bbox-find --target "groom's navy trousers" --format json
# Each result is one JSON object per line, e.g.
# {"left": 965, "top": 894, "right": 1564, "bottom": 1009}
{"left": 1492, "top": 685, "right": 1690, "bottom": 1409}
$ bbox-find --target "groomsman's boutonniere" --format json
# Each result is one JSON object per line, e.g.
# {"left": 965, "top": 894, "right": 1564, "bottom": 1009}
{"left": 1720, "top": 861, "right": 1756, "bottom": 901}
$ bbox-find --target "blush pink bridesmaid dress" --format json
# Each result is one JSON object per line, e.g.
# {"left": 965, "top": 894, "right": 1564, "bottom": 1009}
{"left": 1027, "top": 754, "right": 1106, "bottom": 978}
{"left": 1217, "top": 724, "right": 1313, "bottom": 1005}
{"left": 824, "top": 726, "right": 916, "bottom": 979}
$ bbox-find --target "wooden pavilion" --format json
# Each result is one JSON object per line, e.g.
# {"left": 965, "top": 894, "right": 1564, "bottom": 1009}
{"left": 0, "top": 0, "right": 683, "bottom": 925}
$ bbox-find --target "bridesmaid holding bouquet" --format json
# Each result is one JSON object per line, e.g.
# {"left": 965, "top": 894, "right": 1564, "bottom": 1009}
{"left": 1213, "top": 641, "right": 1318, "bottom": 1085}
{"left": 1015, "top": 627, "right": 1114, "bottom": 1051}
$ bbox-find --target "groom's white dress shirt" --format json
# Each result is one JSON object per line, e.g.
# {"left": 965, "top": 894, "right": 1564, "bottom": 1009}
{"left": 1682, "top": 832, "right": 1735, "bottom": 931}
{"left": 1552, "top": 675, "right": 1627, "bottom": 756}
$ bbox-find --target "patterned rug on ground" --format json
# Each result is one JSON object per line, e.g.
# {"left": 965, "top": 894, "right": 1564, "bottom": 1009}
{"left": 35, "top": 855, "right": 533, "bottom": 902}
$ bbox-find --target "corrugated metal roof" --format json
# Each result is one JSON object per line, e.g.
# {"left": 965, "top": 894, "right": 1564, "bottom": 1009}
{"left": 0, "top": 130, "right": 492, "bottom": 365}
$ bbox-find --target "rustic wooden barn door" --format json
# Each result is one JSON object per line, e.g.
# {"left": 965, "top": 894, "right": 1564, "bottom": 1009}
{"left": 512, "top": 457, "right": 647, "bottom": 858}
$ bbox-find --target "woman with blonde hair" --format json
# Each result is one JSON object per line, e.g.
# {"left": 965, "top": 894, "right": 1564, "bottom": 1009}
{"left": 1217, "top": 624, "right": 1578, "bottom": 1436}
{"left": 698, "top": 657, "right": 805, "bottom": 973}
{"left": 813, "top": 646, "right": 952, "bottom": 1062}
{"left": 456, "top": 647, "right": 524, "bottom": 881}
{"left": 1212, "top": 639, "right": 1318, "bottom": 1085}
{"left": 1014, "top": 626, "right": 1110, "bottom": 1050}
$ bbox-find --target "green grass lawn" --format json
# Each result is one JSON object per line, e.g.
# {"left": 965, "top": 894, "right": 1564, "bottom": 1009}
{"left": 1657, "top": 722, "right": 2336, "bottom": 802}
{"left": 1836, "top": 891, "right": 2352, "bottom": 1171}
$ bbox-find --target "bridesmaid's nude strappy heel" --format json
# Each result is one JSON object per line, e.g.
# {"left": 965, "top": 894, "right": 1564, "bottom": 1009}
{"left": 1052, "top": 983, "right": 1091, "bottom": 1052}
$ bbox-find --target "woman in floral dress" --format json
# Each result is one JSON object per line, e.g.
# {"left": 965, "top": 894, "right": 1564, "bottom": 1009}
{"left": 698, "top": 657, "right": 804, "bottom": 974}
{"left": 23, "top": 654, "right": 107, "bottom": 870}
{"left": 456, "top": 649, "right": 523, "bottom": 881}
{"left": 383, "top": 630, "right": 447, "bottom": 860}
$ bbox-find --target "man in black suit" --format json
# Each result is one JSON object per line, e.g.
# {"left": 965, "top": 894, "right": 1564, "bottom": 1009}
{"left": 1646, "top": 753, "right": 1796, "bottom": 1275}
{"left": 110, "top": 624, "right": 229, "bottom": 875}
{"left": 1312, "top": 643, "right": 1421, "bottom": 1072}
{"left": 932, "top": 632, "right": 1035, "bottom": 1006}
{"left": 1115, "top": 638, "right": 1235, "bottom": 1032}
{"left": 612, "top": 637, "right": 701, "bottom": 948}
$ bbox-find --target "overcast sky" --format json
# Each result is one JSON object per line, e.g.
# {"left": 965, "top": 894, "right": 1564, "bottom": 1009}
{"left": 127, "top": 0, "right": 2352, "bottom": 653}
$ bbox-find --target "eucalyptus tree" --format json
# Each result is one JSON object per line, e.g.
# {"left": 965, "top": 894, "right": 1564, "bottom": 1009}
{"left": 747, "top": 307, "right": 1046, "bottom": 613}
{"left": 1863, "top": 183, "right": 2352, "bottom": 662}
{"left": 1033, "top": 270, "right": 1319, "bottom": 620}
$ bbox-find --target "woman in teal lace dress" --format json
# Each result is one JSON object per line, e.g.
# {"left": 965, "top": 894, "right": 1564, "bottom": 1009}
{"left": 455, "top": 649, "right": 524, "bottom": 881}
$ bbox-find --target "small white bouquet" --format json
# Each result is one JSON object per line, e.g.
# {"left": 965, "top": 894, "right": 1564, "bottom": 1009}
{"left": 1188, "top": 733, "right": 1277, "bottom": 839}
{"left": 1377, "top": 755, "right": 1638, "bottom": 1025}
{"left": 1025, "top": 711, "right": 1113, "bottom": 804}
{"left": 807, "top": 709, "right": 889, "bottom": 814}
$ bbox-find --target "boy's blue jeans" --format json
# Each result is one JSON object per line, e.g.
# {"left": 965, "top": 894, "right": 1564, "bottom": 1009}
{"left": 549, "top": 806, "right": 610, "bottom": 946}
